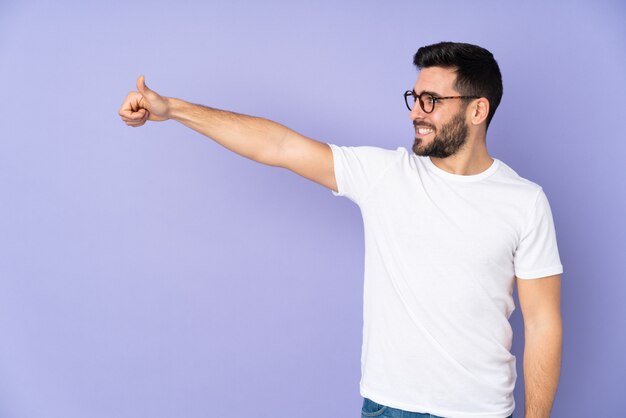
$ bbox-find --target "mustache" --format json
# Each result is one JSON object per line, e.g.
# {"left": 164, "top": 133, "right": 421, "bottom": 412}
{"left": 413, "top": 120, "right": 436, "bottom": 129}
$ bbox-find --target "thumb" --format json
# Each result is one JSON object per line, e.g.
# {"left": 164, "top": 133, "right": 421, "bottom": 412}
{"left": 136, "top": 74, "right": 152, "bottom": 95}
{"left": 133, "top": 75, "right": 169, "bottom": 121}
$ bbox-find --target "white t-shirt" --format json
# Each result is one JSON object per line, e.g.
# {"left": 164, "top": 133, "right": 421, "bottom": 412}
{"left": 328, "top": 144, "right": 563, "bottom": 418}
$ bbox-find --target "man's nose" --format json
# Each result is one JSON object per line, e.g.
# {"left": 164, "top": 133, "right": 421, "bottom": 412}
{"left": 409, "top": 100, "right": 426, "bottom": 121}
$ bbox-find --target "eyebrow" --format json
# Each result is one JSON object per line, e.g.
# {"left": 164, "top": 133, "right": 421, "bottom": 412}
{"left": 414, "top": 89, "right": 443, "bottom": 97}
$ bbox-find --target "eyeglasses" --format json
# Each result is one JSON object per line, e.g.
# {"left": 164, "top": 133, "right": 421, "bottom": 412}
{"left": 403, "top": 90, "right": 479, "bottom": 113}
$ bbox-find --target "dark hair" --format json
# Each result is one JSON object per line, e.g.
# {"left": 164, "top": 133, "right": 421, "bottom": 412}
{"left": 413, "top": 42, "right": 503, "bottom": 129}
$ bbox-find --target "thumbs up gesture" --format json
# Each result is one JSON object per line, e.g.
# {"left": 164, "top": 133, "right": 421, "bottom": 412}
{"left": 119, "top": 75, "right": 170, "bottom": 127}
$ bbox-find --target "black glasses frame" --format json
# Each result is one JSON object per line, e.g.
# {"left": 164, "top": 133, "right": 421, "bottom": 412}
{"left": 404, "top": 90, "right": 479, "bottom": 113}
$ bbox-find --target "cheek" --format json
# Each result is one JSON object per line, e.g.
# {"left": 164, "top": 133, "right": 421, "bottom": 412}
{"left": 430, "top": 118, "right": 445, "bottom": 131}
{"left": 419, "top": 116, "right": 441, "bottom": 129}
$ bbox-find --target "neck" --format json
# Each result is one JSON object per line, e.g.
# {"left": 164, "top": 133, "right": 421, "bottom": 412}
{"left": 430, "top": 133, "right": 493, "bottom": 176}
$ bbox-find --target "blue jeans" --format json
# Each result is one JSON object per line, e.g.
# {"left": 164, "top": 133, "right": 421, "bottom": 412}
{"left": 361, "top": 397, "right": 513, "bottom": 418}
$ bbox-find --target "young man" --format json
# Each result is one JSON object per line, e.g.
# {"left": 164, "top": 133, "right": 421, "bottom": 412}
{"left": 119, "top": 42, "right": 563, "bottom": 418}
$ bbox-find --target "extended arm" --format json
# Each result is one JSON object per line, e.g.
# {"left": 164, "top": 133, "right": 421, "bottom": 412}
{"left": 118, "top": 75, "right": 337, "bottom": 191}
{"left": 516, "top": 274, "right": 562, "bottom": 418}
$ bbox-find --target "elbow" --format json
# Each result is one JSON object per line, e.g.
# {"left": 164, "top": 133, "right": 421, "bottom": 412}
{"left": 524, "top": 314, "right": 562, "bottom": 334}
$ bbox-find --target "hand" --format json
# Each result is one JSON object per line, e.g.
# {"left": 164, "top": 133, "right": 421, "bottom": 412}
{"left": 119, "top": 75, "right": 170, "bottom": 127}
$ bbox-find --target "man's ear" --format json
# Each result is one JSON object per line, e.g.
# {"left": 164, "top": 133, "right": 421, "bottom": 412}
{"left": 469, "top": 98, "right": 490, "bottom": 126}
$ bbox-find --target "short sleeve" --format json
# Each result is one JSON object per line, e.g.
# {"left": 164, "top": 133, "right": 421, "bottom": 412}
{"left": 514, "top": 188, "right": 564, "bottom": 279}
{"left": 328, "top": 143, "right": 402, "bottom": 205}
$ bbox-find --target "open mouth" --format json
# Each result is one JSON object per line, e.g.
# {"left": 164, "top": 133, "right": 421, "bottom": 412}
{"left": 415, "top": 126, "right": 435, "bottom": 137}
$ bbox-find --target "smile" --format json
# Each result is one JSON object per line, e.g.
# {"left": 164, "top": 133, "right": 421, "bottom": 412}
{"left": 417, "top": 127, "right": 434, "bottom": 135}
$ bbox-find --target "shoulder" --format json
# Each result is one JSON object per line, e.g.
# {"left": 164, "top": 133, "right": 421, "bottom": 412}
{"left": 328, "top": 143, "right": 407, "bottom": 167}
{"left": 329, "top": 143, "right": 406, "bottom": 157}
{"left": 491, "top": 159, "right": 544, "bottom": 197}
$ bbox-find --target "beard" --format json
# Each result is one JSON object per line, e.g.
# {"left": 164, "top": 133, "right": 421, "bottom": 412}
{"left": 412, "top": 108, "right": 469, "bottom": 158}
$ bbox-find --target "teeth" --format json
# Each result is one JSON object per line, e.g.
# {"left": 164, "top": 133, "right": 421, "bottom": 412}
{"left": 418, "top": 128, "right": 433, "bottom": 134}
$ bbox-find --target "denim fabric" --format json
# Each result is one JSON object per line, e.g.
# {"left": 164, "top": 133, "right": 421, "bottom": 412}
{"left": 361, "top": 397, "right": 513, "bottom": 418}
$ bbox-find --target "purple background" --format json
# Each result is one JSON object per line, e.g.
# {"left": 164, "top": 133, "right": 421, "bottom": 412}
{"left": 1, "top": 0, "right": 625, "bottom": 417}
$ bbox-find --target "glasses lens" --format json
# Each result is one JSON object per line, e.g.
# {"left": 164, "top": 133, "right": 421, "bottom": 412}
{"left": 421, "top": 93, "right": 435, "bottom": 113}
{"left": 404, "top": 91, "right": 415, "bottom": 111}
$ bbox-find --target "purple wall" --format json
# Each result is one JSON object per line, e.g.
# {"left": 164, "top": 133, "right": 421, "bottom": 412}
{"left": 1, "top": 0, "right": 624, "bottom": 416}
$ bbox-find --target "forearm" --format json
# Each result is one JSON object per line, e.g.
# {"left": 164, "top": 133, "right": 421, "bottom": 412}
{"left": 523, "top": 321, "right": 562, "bottom": 418}
{"left": 167, "top": 97, "right": 291, "bottom": 166}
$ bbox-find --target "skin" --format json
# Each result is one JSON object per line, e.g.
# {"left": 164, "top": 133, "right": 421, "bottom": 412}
{"left": 119, "top": 70, "right": 562, "bottom": 418}
{"left": 119, "top": 75, "right": 169, "bottom": 125}
{"left": 409, "top": 66, "right": 493, "bottom": 176}
{"left": 412, "top": 104, "right": 469, "bottom": 159}
{"left": 517, "top": 273, "right": 562, "bottom": 418}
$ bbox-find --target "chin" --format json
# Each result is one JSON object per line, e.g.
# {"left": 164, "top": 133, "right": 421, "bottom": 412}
{"left": 413, "top": 138, "right": 427, "bottom": 150}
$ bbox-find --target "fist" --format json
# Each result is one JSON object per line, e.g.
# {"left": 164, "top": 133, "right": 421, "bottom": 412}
{"left": 119, "top": 75, "right": 170, "bottom": 127}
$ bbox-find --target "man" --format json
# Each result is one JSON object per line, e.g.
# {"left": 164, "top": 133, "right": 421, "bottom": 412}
{"left": 119, "top": 42, "right": 563, "bottom": 418}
